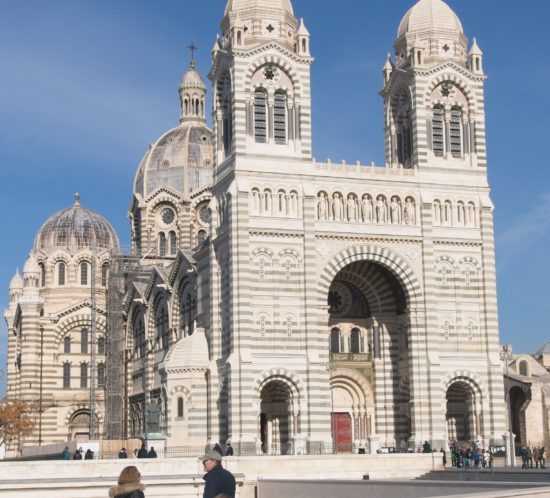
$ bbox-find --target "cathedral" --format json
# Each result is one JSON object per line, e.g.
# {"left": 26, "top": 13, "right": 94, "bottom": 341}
{"left": 5, "top": 0, "right": 508, "bottom": 456}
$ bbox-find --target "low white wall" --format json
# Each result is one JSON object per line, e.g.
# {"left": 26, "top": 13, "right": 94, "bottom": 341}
{"left": 0, "top": 454, "right": 441, "bottom": 498}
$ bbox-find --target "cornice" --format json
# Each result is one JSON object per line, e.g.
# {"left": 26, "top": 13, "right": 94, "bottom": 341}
{"left": 316, "top": 234, "right": 423, "bottom": 245}
{"left": 433, "top": 239, "right": 482, "bottom": 248}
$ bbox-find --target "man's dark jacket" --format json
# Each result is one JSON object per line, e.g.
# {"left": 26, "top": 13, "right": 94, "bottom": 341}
{"left": 203, "top": 463, "right": 236, "bottom": 498}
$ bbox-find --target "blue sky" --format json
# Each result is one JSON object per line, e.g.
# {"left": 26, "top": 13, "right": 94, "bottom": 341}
{"left": 1, "top": 0, "right": 549, "bottom": 394}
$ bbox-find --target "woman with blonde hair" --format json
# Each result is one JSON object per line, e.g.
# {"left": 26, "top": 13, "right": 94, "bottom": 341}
{"left": 109, "top": 466, "right": 145, "bottom": 498}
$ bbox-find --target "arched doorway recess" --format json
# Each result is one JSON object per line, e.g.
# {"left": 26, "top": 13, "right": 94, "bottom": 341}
{"left": 327, "top": 259, "right": 412, "bottom": 450}
{"left": 259, "top": 380, "right": 295, "bottom": 455}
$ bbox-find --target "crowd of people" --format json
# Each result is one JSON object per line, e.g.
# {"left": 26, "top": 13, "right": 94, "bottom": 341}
{"left": 520, "top": 445, "right": 547, "bottom": 469}
{"left": 448, "top": 442, "right": 494, "bottom": 468}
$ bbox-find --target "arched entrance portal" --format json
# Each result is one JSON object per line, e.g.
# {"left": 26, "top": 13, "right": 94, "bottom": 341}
{"left": 68, "top": 410, "right": 98, "bottom": 443}
{"left": 260, "top": 380, "right": 293, "bottom": 455}
{"left": 446, "top": 382, "right": 476, "bottom": 442}
{"left": 510, "top": 386, "right": 529, "bottom": 447}
{"left": 327, "top": 260, "right": 411, "bottom": 450}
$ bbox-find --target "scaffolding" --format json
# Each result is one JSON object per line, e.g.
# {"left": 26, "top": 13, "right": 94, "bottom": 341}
{"left": 104, "top": 251, "right": 148, "bottom": 440}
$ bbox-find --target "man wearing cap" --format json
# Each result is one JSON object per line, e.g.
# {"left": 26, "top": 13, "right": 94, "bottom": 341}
{"left": 199, "top": 450, "right": 236, "bottom": 498}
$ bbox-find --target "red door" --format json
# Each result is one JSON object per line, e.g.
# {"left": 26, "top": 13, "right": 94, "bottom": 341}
{"left": 332, "top": 413, "right": 352, "bottom": 453}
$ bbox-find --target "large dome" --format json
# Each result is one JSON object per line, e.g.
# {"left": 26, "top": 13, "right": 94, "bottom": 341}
{"left": 133, "top": 125, "right": 214, "bottom": 198}
{"left": 33, "top": 194, "right": 119, "bottom": 252}
{"left": 225, "top": 0, "right": 294, "bottom": 16}
{"left": 397, "top": 0, "right": 463, "bottom": 39}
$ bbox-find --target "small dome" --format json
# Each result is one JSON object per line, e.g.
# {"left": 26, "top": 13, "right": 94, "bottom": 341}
{"left": 134, "top": 126, "right": 214, "bottom": 198}
{"left": 397, "top": 0, "right": 463, "bottom": 39}
{"left": 9, "top": 269, "right": 23, "bottom": 290}
{"left": 537, "top": 342, "right": 550, "bottom": 355}
{"left": 225, "top": 0, "right": 294, "bottom": 16}
{"left": 33, "top": 194, "right": 119, "bottom": 252}
{"left": 23, "top": 254, "right": 41, "bottom": 275}
{"left": 163, "top": 328, "right": 209, "bottom": 371}
{"left": 180, "top": 65, "right": 206, "bottom": 90}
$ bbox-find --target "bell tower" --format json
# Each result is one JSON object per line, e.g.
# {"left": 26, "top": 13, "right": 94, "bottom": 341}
{"left": 209, "top": 0, "right": 314, "bottom": 177}
{"left": 381, "top": 0, "right": 487, "bottom": 171}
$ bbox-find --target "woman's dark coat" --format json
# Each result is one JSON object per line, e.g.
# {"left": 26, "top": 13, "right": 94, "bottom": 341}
{"left": 108, "top": 483, "right": 145, "bottom": 498}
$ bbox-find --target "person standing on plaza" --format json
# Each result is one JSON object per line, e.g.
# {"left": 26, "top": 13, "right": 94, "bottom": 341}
{"left": 147, "top": 447, "right": 157, "bottom": 458}
{"left": 109, "top": 466, "right": 145, "bottom": 498}
{"left": 137, "top": 443, "right": 148, "bottom": 459}
{"left": 61, "top": 446, "right": 70, "bottom": 460}
{"left": 199, "top": 450, "right": 236, "bottom": 498}
{"left": 119, "top": 447, "right": 128, "bottom": 459}
{"left": 73, "top": 448, "right": 83, "bottom": 460}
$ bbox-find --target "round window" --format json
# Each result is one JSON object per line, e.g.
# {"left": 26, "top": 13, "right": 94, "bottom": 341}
{"left": 161, "top": 208, "right": 176, "bottom": 226}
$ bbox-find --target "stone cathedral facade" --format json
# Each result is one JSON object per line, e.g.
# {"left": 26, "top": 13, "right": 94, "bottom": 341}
{"left": 5, "top": 0, "right": 507, "bottom": 455}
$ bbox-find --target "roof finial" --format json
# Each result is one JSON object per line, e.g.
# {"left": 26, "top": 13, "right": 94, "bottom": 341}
{"left": 187, "top": 42, "right": 198, "bottom": 68}
{"left": 74, "top": 192, "right": 80, "bottom": 206}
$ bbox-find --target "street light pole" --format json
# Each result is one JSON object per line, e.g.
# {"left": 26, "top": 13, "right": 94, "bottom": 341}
{"left": 500, "top": 345, "right": 514, "bottom": 467}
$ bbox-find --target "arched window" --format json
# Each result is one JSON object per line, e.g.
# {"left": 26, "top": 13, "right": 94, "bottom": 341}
{"left": 330, "top": 328, "right": 342, "bottom": 353}
{"left": 350, "top": 329, "right": 361, "bottom": 354}
{"left": 457, "top": 202, "right": 465, "bottom": 226}
{"left": 441, "top": 267, "right": 448, "bottom": 287}
{"left": 101, "top": 263, "right": 109, "bottom": 287}
{"left": 39, "top": 262, "right": 46, "bottom": 287}
{"left": 133, "top": 311, "right": 146, "bottom": 358}
{"left": 64, "top": 336, "right": 71, "bottom": 354}
{"left": 254, "top": 90, "right": 267, "bottom": 143}
{"left": 97, "top": 337, "right": 105, "bottom": 355}
{"left": 397, "top": 123, "right": 412, "bottom": 166}
{"left": 449, "top": 106, "right": 463, "bottom": 158}
{"left": 432, "top": 107, "right": 445, "bottom": 157}
{"left": 58, "top": 262, "right": 66, "bottom": 286}
{"left": 80, "top": 363, "right": 88, "bottom": 388}
{"left": 81, "top": 328, "right": 88, "bottom": 354}
{"left": 465, "top": 267, "right": 472, "bottom": 287}
{"left": 286, "top": 316, "right": 293, "bottom": 337}
{"left": 302, "top": 39, "right": 307, "bottom": 53}
{"left": 63, "top": 363, "right": 71, "bottom": 389}
{"left": 97, "top": 363, "right": 105, "bottom": 387}
{"left": 259, "top": 258, "right": 266, "bottom": 280}
{"left": 159, "top": 233, "right": 167, "bottom": 257}
{"left": 80, "top": 262, "right": 88, "bottom": 285}
{"left": 177, "top": 397, "right": 184, "bottom": 418}
{"left": 169, "top": 231, "right": 177, "bottom": 255}
{"left": 443, "top": 321, "right": 450, "bottom": 341}
{"left": 197, "top": 230, "right": 207, "bottom": 245}
{"left": 519, "top": 360, "right": 529, "bottom": 377}
{"left": 273, "top": 91, "right": 287, "bottom": 145}
{"left": 444, "top": 201, "right": 452, "bottom": 225}
{"left": 433, "top": 201, "right": 442, "bottom": 225}
{"left": 467, "top": 321, "right": 474, "bottom": 341}
{"left": 284, "top": 259, "right": 292, "bottom": 281}
{"left": 156, "top": 300, "right": 170, "bottom": 350}
{"left": 260, "top": 314, "right": 267, "bottom": 337}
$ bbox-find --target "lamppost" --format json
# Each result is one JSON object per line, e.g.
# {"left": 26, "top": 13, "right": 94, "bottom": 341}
{"left": 500, "top": 344, "right": 515, "bottom": 467}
